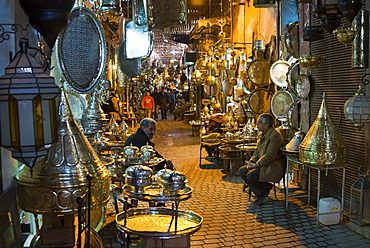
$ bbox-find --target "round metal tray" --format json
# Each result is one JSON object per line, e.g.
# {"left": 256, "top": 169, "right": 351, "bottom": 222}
{"left": 120, "top": 184, "right": 192, "bottom": 203}
{"left": 221, "top": 138, "right": 244, "bottom": 144}
{"left": 116, "top": 207, "right": 202, "bottom": 238}
{"left": 236, "top": 144, "right": 257, "bottom": 151}
{"left": 118, "top": 157, "right": 164, "bottom": 166}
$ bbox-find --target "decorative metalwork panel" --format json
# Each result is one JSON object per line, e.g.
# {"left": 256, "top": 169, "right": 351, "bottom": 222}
{"left": 56, "top": 7, "right": 107, "bottom": 93}
{"left": 147, "top": 0, "right": 186, "bottom": 29}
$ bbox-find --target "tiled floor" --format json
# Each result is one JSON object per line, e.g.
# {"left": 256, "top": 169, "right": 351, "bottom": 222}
{"left": 99, "top": 119, "right": 370, "bottom": 248}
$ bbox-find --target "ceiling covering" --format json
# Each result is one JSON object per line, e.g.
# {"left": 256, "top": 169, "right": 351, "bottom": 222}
{"left": 119, "top": 0, "right": 231, "bottom": 64}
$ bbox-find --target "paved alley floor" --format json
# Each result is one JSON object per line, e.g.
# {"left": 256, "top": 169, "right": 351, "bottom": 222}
{"left": 99, "top": 119, "right": 370, "bottom": 248}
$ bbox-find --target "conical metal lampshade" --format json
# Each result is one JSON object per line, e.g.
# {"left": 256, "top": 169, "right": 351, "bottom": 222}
{"left": 16, "top": 87, "right": 110, "bottom": 229}
{"left": 299, "top": 95, "right": 348, "bottom": 166}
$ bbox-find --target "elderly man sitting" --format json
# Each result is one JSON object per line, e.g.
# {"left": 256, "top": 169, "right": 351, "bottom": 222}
{"left": 238, "top": 113, "right": 285, "bottom": 205}
{"left": 124, "top": 117, "right": 172, "bottom": 171}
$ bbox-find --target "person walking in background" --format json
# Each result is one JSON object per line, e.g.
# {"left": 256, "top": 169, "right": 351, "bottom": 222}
{"left": 141, "top": 91, "right": 155, "bottom": 118}
{"left": 151, "top": 87, "right": 161, "bottom": 120}
{"left": 102, "top": 87, "right": 121, "bottom": 123}
{"left": 159, "top": 88, "right": 169, "bottom": 120}
{"left": 168, "top": 88, "right": 176, "bottom": 120}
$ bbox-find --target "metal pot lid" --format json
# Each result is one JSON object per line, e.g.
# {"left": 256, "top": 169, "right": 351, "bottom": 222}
{"left": 270, "top": 60, "right": 290, "bottom": 88}
{"left": 56, "top": 7, "right": 107, "bottom": 93}
{"left": 270, "top": 90, "right": 295, "bottom": 119}
{"left": 247, "top": 59, "right": 271, "bottom": 86}
{"left": 296, "top": 74, "right": 310, "bottom": 98}
{"left": 125, "top": 20, "right": 153, "bottom": 59}
{"left": 247, "top": 88, "right": 272, "bottom": 114}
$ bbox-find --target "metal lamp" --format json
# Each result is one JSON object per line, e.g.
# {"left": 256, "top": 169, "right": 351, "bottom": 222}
{"left": 344, "top": 76, "right": 370, "bottom": 131}
{"left": 350, "top": 172, "right": 370, "bottom": 226}
{"left": 0, "top": 38, "right": 59, "bottom": 173}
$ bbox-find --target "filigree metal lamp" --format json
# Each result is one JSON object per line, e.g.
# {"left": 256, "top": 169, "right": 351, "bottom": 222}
{"left": 344, "top": 74, "right": 370, "bottom": 130}
{"left": 298, "top": 55, "right": 325, "bottom": 70}
{"left": 333, "top": 28, "right": 357, "bottom": 46}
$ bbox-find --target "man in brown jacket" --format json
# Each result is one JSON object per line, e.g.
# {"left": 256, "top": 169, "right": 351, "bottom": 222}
{"left": 238, "top": 113, "right": 285, "bottom": 205}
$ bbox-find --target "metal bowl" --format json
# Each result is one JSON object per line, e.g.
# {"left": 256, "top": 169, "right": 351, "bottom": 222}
{"left": 116, "top": 207, "right": 203, "bottom": 238}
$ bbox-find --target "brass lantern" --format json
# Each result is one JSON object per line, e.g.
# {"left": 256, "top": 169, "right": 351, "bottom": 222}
{"left": 0, "top": 38, "right": 59, "bottom": 172}
{"left": 344, "top": 78, "right": 370, "bottom": 130}
{"left": 350, "top": 172, "right": 370, "bottom": 226}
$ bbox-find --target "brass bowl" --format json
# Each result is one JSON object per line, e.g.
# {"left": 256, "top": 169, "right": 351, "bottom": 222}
{"left": 333, "top": 28, "right": 356, "bottom": 46}
{"left": 299, "top": 55, "right": 324, "bottom": 70}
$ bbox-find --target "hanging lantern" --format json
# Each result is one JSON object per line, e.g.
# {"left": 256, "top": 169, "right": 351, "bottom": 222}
{"left": 338, "top": 0, "right": 362, "bottom": 24}
{"left": 18, "top": 0, "right": 75, "bottom": 49}
{"left": 0, "top": 38, "right": 59, "bottom": 173}
{"left": 344, "top": 79, "right": 370, "bottom": 130}
{"left": 349, "top": 172, "right": 370, "bottom": 227}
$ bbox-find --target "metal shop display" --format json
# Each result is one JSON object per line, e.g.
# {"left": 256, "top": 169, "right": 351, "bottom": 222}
{"left": 115, "top": 166, "right": 202, "bottom": 244}
{"left": 299, "top": 95, "right": 348, "bottom": 166}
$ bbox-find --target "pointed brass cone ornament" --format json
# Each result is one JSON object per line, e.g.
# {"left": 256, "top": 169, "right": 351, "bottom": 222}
{"left": 299, "top": 94, "right": 348, "bottom": 166}
{"left": 16, "top": 87, "right": 110, "bottom": 229}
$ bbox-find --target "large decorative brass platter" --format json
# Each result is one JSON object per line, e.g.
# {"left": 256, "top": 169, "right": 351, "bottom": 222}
{"left": 247, "top": 59, "right": 271, "bottom": 86}
{"left": 270, "top": 60, "right": 290, "bottom": 88}
{"left": 248, "top": 88, "right": 272, "bottom": 114}
{"left": 56, "top": 7, "right": 107, "bottom": 93}
{"left": 299, "top": 96, "right": 347, "bottom": 166}
{"left": 116, "top": 207, "right": 202, "bottom": 238}
{"left": 270, "top": 90, "right": 294, "bottom": 119}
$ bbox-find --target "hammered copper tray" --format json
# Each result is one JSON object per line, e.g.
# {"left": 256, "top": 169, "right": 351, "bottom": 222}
{"left": 247, "top": 59, "right": 271, "bottom": 86}
{"left": 270, "top": 90, "right": 294, "bottom": 119}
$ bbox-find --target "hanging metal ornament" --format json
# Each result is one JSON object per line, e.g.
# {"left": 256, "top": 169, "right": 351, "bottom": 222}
{"left": 338, "top": 0, "right": 362, "bottom": 24}
{"left": 18, "top": 0, "right": 75, "bottom": 49}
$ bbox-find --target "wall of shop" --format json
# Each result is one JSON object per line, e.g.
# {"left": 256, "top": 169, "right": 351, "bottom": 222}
{"left": 308, "top": 3, "right": 370, "bottom": 209}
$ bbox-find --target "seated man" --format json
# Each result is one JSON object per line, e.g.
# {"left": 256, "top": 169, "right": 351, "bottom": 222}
{"left": 124, "top": 117, "right": 172, "bottom": 171}
{"left": 238, "top": 113, "right": 285, "bottom": 205}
